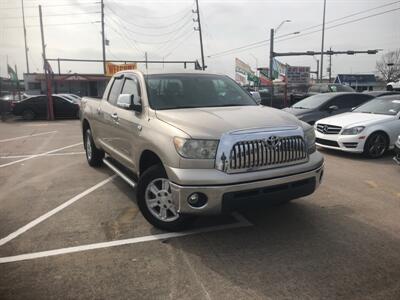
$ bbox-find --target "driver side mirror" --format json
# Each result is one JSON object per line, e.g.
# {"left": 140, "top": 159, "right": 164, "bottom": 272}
{"left": 117, "top": 94, "right": 142, "bottom": 112}
{"left": 327, "top": 105, "right": 339, "bottom": 112}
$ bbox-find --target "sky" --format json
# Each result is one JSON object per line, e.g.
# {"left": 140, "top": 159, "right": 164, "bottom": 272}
{"left": 0, "top": 0, "right": 399, "bottom": 80}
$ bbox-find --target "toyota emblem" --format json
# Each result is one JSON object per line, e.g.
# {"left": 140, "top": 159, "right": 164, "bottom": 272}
{"left": 265, "top": 136, "right": 281, "bottom": 148}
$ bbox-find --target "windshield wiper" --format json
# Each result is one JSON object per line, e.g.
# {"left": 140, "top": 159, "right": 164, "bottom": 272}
{"left": 292, "top": 106, "right": 308, "bottom": 109}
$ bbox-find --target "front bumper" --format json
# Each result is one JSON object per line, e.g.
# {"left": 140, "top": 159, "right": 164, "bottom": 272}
{"left": 315, "top": 131, "right": 366, "bottom": 153}
{"left": 170, "top": 163, "right": 324, "bottom": 215}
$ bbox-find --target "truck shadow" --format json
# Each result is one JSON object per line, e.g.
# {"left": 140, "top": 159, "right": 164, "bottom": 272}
{"left": 169, "top": 201, "right": 400, "bottom": 299}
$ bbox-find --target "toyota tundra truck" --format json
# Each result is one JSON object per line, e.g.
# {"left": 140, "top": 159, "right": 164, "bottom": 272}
{"left": 80, "top": 70, "right": 324, "bottom": 231}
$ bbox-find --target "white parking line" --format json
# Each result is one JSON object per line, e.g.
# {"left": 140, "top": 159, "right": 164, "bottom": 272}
{"left": 0, "top": 213, "right": 252, "bottom": 264}
{"left": 0, "top": 175, "right": 116, "bottom": 246}
{"left": 0, "top": 142, "right": 83, "bottom": 168}
{"left": 0, "top": 152, "right": 85, "bottom": 159}
{"left": 0, "top": 131, "right": 57, "bottom": 143}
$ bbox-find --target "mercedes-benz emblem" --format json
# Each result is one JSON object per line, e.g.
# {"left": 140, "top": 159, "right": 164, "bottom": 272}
{"left": 323, "top": 125, "right": 329, "bottom": 134}
{"left": 265, "top": 136, "right": 281, "bottom": 148}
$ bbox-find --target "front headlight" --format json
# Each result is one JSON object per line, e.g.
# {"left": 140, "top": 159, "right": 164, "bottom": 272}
{"left": 173, "top": 137, "right": 219, "bottom": 159}
{"left": 304, "top": 127, "right": 316, "bottom": 154}
{"left": 341, "top": 126, "right": 365, "bottom": 135}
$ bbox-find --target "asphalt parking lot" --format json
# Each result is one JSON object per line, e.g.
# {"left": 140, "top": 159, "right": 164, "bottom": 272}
{"left": 0, "top": 119, "right": 400, "bottom": 300}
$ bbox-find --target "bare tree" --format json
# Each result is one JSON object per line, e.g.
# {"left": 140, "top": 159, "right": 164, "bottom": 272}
{"left": 376, "top": 49, "right": 400, "bottom": 82}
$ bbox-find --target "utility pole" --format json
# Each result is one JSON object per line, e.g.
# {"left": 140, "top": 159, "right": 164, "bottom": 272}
{"left": 328, "top": 47, "right": 332, "bottom": 82}
{"left": 194, "top": 0, "right": 205, "bottom": 70}
{"left": 39, "top": 5, "right": 54, "bottom": 120}
{"left": 145, "top": 52, "right": 148, "bottom": 70}
{"left": 320, "top": 0, "right": 327, "bottom": 82}
{"left": 15, "top": 64, "right": 21, "bottom": 101}
{"left": 21, "top": 0, "right": 29, "bottom": 73}
{"left": 101, "top": 0, "right": 106, "bottom": 74}
{"left": 269, "top": 28, "right": 274, "bottom": 106}
{"left": 316, "top": 59, "right": 320, "bottom": 82}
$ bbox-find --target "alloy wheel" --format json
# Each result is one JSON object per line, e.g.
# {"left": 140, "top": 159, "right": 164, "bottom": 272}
{"left": 145, "top": 178, "right": 179, "bottom": 222}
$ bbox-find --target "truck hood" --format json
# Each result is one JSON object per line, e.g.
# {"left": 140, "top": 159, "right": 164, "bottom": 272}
{"left": 155, "top": 105, "right": 304, "bottom": 139}
{"left": 317, "top": 112, "right": 395, "bottom": 128}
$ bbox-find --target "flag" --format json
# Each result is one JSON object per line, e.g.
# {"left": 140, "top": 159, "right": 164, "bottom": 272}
{"left": 7, "top": 64, "right": 18, "bottom": 81}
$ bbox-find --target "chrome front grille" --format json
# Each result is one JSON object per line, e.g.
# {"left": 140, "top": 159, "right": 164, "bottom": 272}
{"left": 317, "top": 123, "right": 342, "bottom": 134}
{"left": 229, "top": 136, "right": 307, "bottom": 171}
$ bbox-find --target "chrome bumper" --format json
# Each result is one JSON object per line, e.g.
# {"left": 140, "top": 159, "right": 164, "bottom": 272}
{"left": 170, "top": 163, "right": 324, "bottom": 215}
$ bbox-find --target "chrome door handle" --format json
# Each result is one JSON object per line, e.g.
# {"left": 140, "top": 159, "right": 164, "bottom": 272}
{"left": 111, "top": 113, "right": 119, "bottom": 122}
{"left": 97, "top": 107, "right": 102, "bottom": 114}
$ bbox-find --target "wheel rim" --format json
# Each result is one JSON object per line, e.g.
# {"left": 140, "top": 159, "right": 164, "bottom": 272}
{"left": 368, "top": 135, "right": 386, "bottom": 157}
{"left": 86, "top": 133, "right": 92, "bottom": 161}
{"left": 145, "top": 178, "right": 179, "bottom": 222}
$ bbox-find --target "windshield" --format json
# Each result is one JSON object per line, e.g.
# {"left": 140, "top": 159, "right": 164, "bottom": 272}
{"left": 292, "top": 93, "right": 334, "bottom": 109}
{"left": 353, "top": 98, "right": 400, "bottom": 115}
{"left": 329, "top": 85, "right": 353, "bottom": 92}
{"left": 145, "top": 74, "right": 257, "bottom": 110}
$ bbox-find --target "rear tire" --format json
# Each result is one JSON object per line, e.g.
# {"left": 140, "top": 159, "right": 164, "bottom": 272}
{"left": 84, "top": 128, "right": 104, "bottom": 167}
{"left": 137, "top": 164, "right": 194, "bottom": 231}
{"left": 22, "top": 109, "right": 35, "bottom": 120}
{"left": 363, "top": 132, "right": 388, "bottom": 158}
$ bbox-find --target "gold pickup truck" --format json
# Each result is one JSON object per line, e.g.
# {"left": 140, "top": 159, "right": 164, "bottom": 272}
{"left": 81, "top": 70, "right": 324, "bottom": 230}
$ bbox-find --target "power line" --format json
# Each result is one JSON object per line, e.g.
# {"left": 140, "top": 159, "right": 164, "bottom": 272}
{"left": 2, "top": 11, "right": 100, "bottom": 19}
{"left": 106, "top": 5, "right": 193, "bottom": 30}
{"left": 276, "top": 7, "right": 400, "bottom": 44}
{"left": 164, "top": 30, "right": 196, "bottom": 59}
{"left": 207, "top": 2, "right": 400, "bottom": 58}
{"left": 108, "top": 0, "right": 193, "bottom": 20}
{"left": 1, "top": 2, "right": 99, "bottom": 9}
{"left": 4, "top": 21, "right": 101, "bottom": 29}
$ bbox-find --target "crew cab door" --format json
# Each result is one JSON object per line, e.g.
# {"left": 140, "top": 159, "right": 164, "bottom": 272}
{"left": 96, "top": 75, "right": 124, "bottom": 155}
{"left": 111, "top": 74, "right": 144, "bottom": 171}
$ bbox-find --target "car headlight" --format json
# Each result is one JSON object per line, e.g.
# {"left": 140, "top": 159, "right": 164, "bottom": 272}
{"left": 304, "top": 127, "right": 316, "bottom": 154}
{"left": 341, "top": 126, "right": 365, "bottom": 135}
{"left": 173, "top": 137, "right": 219, "bottom": 159}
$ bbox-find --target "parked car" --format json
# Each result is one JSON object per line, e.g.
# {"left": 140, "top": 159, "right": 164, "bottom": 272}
{"left": 394, "top": 135, "right": 400, "bottom": 164}
{"left": 308, "top": 83, "right": 355, "bottom": 95}
{"left": 283, "top": 92, "right": 374, "bottom": 125}
{"left": 363, "top": 90, "right": 400, "bottom": 97}
{"left": 290, "top": 83, "right": 355, "bottom": 104}
{"left": 80, "top": 70, "right": 324, "bottom": 231}
{"left": 387, "top": 80, "right": 400, "bottom": 91}
{"left": 57, "top": 93, "right": 81, "bottom": 103}
{"left": 315, "top": 95, "right": 400, "bottom": 158}
{"left": 12, "top": 95, "right": 80, "bottom": 120}
{"left": 249, "top": 91, "right": 261, "bottom": 104}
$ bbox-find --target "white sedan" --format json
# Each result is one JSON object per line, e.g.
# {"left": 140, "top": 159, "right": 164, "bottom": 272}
{"left": 315, "top": 95, "right": 400, "bottom": 158}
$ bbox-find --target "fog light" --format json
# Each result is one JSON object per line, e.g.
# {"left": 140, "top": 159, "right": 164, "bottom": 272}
{"left": 187, "top": 192, "right": 208, "bottom": 208}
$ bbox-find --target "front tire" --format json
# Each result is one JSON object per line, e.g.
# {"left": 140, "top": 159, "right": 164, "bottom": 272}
{"left": 84, "top": 128, "right": 104, "bottom": 167}
{"left": 137, "top": 165, "right": 193, "bottom": 231}
{"left": 387, "top": 85, "right": 393, "bottom": 91}
{"left": 363, "top": 132, "right": 388, "bottom": 158}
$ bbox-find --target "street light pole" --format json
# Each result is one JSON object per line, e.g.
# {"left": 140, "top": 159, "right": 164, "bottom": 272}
{"left": 320, "top": 0, "right": 327, "bottom": 82}
{"left": 269, "top": 28, "right": 274, "bottom": 107}
{"left": 21, "top": 0, "right": 29, "bottom": 74}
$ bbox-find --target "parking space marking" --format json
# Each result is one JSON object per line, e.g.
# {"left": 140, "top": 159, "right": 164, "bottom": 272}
{"left": 0, "top": 213, "right": 252, "bottom": 264}
{"left": 0, "top": 175, "right": 116, "bottom": 246}
{"left": 0, "top": 131, "right": 57, "bottom": 143}
{"left": 0, "top": 151, "right": 85, "bottom": 159}
{"left": 0, "top": 142, "right": 83, "bottom": 168}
